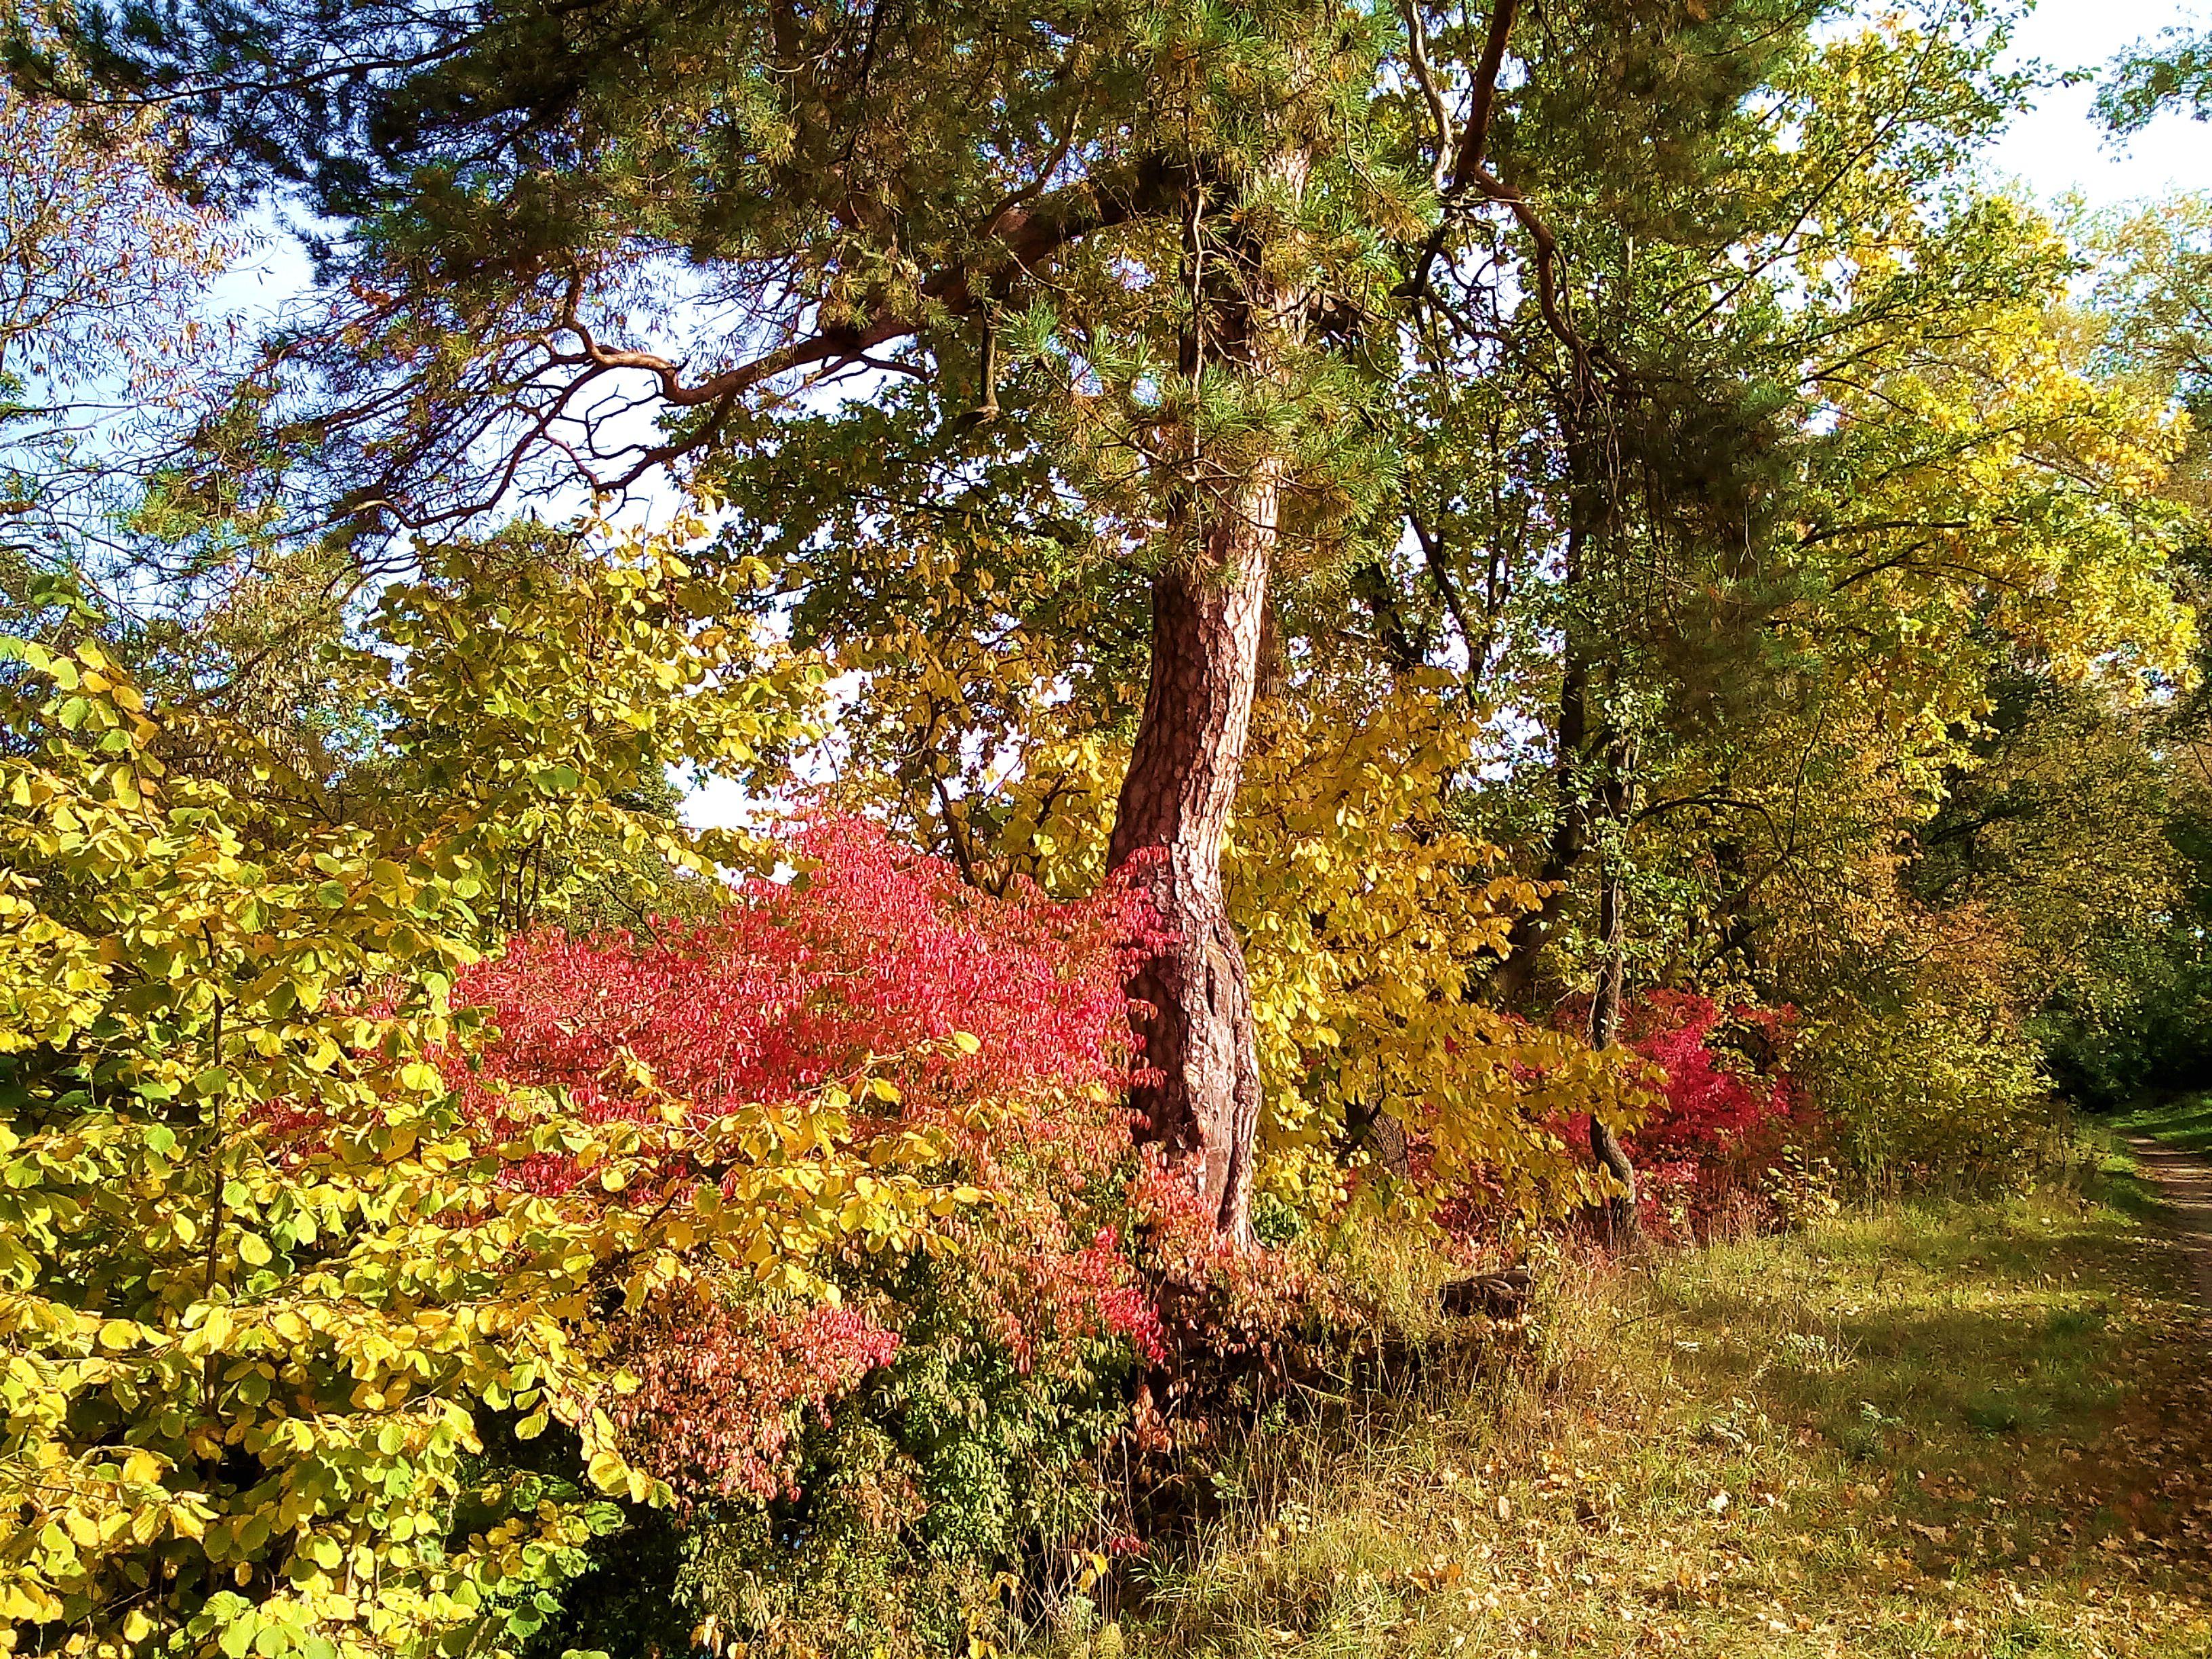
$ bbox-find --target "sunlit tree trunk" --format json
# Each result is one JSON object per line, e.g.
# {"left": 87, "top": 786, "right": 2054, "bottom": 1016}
{"left": 1106, "top": 141, "right": 1310, "bottom": 1244}
{"left": 1109, "top": 475, "right": 1279, "bottom": 1243}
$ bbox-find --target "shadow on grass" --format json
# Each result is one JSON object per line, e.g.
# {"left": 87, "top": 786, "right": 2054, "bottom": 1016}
{"left": 1652, "top": 1203, "right": 2134, "bottom": 1462}
{"left": 2110, "top": 1092, "right": 2212, "bottom": 1155}
{"left": 1105, "top": 1184, "right": 2212, "bottom": 1659}
{"left": 2077, "top": 1134, "right": 2174, "bottom": 1227}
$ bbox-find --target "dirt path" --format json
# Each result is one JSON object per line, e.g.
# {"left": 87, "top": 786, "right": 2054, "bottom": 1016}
{"left": 2124, "top": 1134, "right": 2212, "bottom": 1309}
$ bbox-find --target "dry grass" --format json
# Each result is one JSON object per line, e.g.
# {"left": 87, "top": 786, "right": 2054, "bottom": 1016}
{"left": 1070, "top": 1153, "right": 2212, "bottom": 1658}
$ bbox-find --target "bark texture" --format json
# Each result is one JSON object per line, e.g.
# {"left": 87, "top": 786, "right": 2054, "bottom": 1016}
{"left": 1106, "top": 130, "right": 1311, "bottom": 1244}
{"left": 1109, "top": 469, "right": 1279, "bottom": 1243}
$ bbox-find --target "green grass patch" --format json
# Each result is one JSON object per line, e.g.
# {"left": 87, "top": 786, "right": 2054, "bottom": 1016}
{"left": 2066, "top": 1127, "right": 2176, "bottom": 1228}
{"left": 2110, "top": 1093, "right": 2212, "bottom": 1155}
{"left": 1075, "top": 1176, "right": 2212, "bottom": 1658}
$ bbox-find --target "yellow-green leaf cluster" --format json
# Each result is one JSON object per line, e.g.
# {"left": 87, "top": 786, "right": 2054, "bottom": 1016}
{"left": 1230, "top": 674, "right": 1650, "bottom": 1216}
{"left": 0, "top": 542, "right": 959, "bottom": 1658}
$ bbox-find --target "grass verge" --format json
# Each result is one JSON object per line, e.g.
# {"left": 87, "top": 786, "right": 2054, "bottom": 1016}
{"left": 2110, "top": 1094, "right": 2212, "bottom": 1156}
{"left": 1082, "top": 1165, "right": 2212, "bottom": 1657}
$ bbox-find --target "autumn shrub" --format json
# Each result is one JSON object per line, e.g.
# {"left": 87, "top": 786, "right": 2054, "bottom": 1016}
{"left": 649, "top": 1232, "right": 1153, "bottom": 1656}
{"left": 1589, "top": 971, "right": 2057, "bottom": 1218}
{"left": 0, "top": 551, "right": 971, "bottom": 1659}
{"left": 1228, "top": 678, "right": 1652, "bottom": 1221}
{"left": 1513, "top": 990, "right": 1805, "bottom": 1241}
{"left": 479, "top": 816, "right": 1539, "bottom": 1655}
{"left": 1616, "top": 992, "right": 1805, "bottom": 1237}
{"left": 546, "top": 1229, "right": 1156, "bottom": 1658}
{"left": 0, "top": 607, "right": 1489, "bottom": 1659}
{"left": 1795, "top": 998, "right": 2055, "bottom": 1192}
{"left": 451, "top": 815, "right": 1171, "bottom": 1657}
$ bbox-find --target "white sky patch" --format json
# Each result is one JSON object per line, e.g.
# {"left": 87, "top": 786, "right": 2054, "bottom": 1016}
{"left": 1984, "top": 0, "right": 2208, "bottom": 201}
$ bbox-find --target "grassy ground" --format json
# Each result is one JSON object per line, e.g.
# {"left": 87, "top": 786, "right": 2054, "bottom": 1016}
{"left": 1085, "top": 1152, "right": 2212, "bottom": 1658}
{"left": 2110, "top": 1093, "right": 2212, "bottom": 1155}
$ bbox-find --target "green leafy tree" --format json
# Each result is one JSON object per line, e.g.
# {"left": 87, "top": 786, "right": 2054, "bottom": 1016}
{"left": 2099, "top": 21, "right": 2212, "bottom": 134}
{"left": 0, "top": 81, "right": 240, "bottom": 600}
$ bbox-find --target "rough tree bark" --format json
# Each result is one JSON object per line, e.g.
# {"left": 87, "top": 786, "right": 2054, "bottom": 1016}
{"left": 1108, "top": 476, "right": 1279, "bottom": 1242}
{"left": 1105, "top": 142, "right": 1309, "bottom": 1244}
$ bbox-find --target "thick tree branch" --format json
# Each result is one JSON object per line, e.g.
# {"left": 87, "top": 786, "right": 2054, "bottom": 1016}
{"left": 550, "top": 173, "right": 1149, "bottom": 413}
{"left": 1400, "top": 0, "right": 1521, "bottom": 304}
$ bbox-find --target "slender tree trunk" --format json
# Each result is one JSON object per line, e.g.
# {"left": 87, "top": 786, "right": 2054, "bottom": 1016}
{"left": 1109, "top": 476, "right": 1279, "bottom": 1242}
{"left": 1586, "top": 834, "right": 1640, "bottom": 1244}
{"left": 1489, "top": 628, "right": 1591, "bottom": 1006}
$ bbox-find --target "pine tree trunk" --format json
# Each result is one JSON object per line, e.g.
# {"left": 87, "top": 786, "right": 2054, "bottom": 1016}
{"left": 1105, "top": 125, "right": 1311, "bottom": 1244}
{"left": 1108, "top": 470, "right": 1279, "bottom": 1245}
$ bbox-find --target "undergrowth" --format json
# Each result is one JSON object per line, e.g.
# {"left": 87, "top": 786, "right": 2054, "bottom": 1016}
{"left": 1059, "top": 1155, "right": 2212, "bottom": 1657}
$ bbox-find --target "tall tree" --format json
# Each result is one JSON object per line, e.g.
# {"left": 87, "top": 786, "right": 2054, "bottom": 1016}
{"left": 0, "top": 85, "right": 237, "bottom": 588}
{"left": 25, "top": 0, "right": 1412, "bottom": 1238}
{"left": 33, "top": 0, "right": 2194, "bottom": 1238}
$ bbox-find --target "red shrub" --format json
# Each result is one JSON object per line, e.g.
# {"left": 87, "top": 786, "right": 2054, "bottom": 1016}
{"left": 449, "top": 815, "right": 1170, "bottom": 1500}
{"left": 607, "top": 1293, "right": 903, "bottom": 1504}
{"left": 1619, "top": 991, "right": 1802, "bottom": 1236}
{"left": 453, "top": 814, "right": 1156, "bottom": 1167}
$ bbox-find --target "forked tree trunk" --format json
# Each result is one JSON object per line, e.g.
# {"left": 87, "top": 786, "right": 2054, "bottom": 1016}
{"left": 1108, "top": 468, "right": 1280, "bottom": 1245}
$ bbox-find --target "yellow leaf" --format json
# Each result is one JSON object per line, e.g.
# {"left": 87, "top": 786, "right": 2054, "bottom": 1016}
{"left": 586, "top": 1450, "right": 628, "bottom": 1494}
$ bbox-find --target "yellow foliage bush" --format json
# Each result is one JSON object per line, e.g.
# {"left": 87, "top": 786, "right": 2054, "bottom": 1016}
{"left": 0, "top": 541, "right": 959, "bottom": 1658}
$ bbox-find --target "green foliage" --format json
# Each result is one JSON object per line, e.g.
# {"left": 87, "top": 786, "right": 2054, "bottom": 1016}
{"left": 1797, "top": 998, "right": 2053, "bottom": 1189}
{"left": 2099, "top": 24, "right": 2212, "bottom": 135}
{"left": 2110, "top": 1092, "right": 2212, "bottom": 1155}
{"left": 0, "top": 537, "right": 953, "bottom": 1658}
{"left": 216, "top": 520, "right": 815, "bottom": 937}
{"left": 656, "top": 1250, "right": 1144, "bottom": 1659}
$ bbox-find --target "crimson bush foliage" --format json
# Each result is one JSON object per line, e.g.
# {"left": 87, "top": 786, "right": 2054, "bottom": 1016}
{"left": 1618, "top": 991, "right": 1805, "bottom": 1236}
{"left": 448, "top": 817, "right": 1171, "bottom": 1653}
